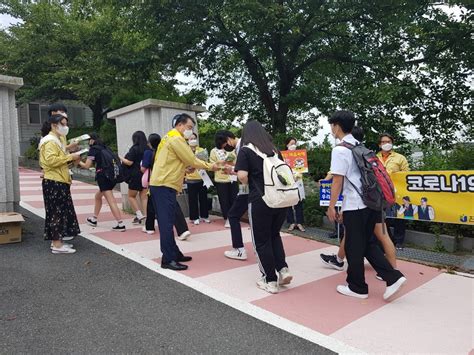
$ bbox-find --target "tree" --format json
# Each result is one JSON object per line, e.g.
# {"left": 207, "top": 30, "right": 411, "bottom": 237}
{"left": 0, "top": 0, "right": 181, "bottom": 127}
{"left": 132, "top": 0, "right": 471, "bottom": 145}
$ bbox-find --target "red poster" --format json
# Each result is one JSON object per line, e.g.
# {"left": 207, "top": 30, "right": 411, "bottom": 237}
{"left": 281, "top": 149, "right": 308, "bottom": 173}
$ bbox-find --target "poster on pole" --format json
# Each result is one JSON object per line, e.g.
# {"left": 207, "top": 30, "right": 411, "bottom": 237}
{"left": 281, "top": 149, "right": 309, "bottom": 173}
{"left": 319, "top": 180, "right": 343, "bottom": 207}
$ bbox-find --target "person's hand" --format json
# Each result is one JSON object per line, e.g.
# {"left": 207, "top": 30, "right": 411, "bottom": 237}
{"left": 223, "top": 165, "right": 235, "bottom": 175}
{"left": 68, "top": 141, "right": 79, "bottom": 151}
{"left": 326, "top": 206, "right": 342, "bottom": 223}
{"left": 185, "top": 166, "right": 195, "bottom": 174}
{"left": 70, "top": 152, "right": 82, "bottom": 161}
{"left": 211, "top": 163, "right": 221, "bottom": 171}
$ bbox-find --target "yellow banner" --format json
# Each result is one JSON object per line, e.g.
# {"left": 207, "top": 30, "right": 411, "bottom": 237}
{"left": 389, "top": 171, "right": 474, "bottom": 225}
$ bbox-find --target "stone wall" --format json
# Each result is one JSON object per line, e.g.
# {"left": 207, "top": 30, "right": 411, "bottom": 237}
{"left": 0, "top": 75, "right": 23, "bottom": 212}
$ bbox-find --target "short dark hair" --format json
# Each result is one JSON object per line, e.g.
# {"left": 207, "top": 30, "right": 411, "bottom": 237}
{"left": 403, "top": 196, "right": 411, "bottom": 202}
{"left": 421, "top": 197, "right": 428, "bottom": 202}
{"left": 47, "top": 102, "right": 67, "bottom": 117}
{"left": 89, "top": 132, "right": 105, "bottom": 146}
{"left": 41, "top": 114, "right": 67, "bottom": 137}
{"left": 148, "top": 133, "right": 161, "bottom": 150}
{"left": 328, "top": 110, "right": 355, "bottom": 133}
{"left": 379, "top": 133, "right": 395, "bottom": 144}
{"left": 285, "top": 137, "right": 297, "bottom": 146}
{"left": 352, "top": 126, "right": 364, "bottom": 142}
{"left": 215, "top": 130, "right": 235, "bottom": 149}
{"left": 172, "top": 113, "right": 195, "bottom": 127}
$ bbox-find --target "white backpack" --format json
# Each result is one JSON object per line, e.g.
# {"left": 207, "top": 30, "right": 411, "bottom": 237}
{"left": 245, "top": 144, "right": 301, "bottom": 208}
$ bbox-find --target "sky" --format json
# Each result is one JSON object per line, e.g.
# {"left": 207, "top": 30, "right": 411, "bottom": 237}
{"left": 2, "top": 6, "right": 465, "bottom": 145}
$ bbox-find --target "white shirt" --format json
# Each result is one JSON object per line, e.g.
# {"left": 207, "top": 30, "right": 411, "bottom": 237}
{"left": 330, "top": 134, "right": 366, "bottom": 212}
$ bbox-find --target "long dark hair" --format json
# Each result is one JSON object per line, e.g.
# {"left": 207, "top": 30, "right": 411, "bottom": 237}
{"left": 148, "top": 133, "right": 161, "bottom": 150}
{"left": 89, "top": 132, "right": 105, "bottom": 147}
{"left": 132, "top": 131, "right": 147, "bottom": 154}
{"left": 41, "top": 114, "right": 67, "bottom": 137}
{"left": 241, "top": 120, "right": 276, "bottom": 156}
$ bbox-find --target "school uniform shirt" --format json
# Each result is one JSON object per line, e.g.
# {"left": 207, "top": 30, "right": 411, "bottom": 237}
{"left": 376, "top": 151, "right": 409, "bottom": 174}
{"left": 125, "top": 145, "right": 146, "bottom": 177}
{"left": 329, "top": 134, "right": 366, "bottom": 212}
{"left": 234, "top": 146, "right": 282, "bottom": 204}
{"left": 141, "top": 149, "right": 155, "bottom": 170}
{"left": 87, "top": 145, "right": 106, "bottom": 177}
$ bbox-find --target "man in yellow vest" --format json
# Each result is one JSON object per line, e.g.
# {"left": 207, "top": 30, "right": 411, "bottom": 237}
{"left": 376, "top": 133, "right": 410, "bottom": 250}
{"left": 149, "top": 113, "right": 221, "bottom": 271}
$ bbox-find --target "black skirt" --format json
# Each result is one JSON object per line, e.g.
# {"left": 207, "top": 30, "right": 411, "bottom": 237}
{"left": 42, "top": 179, "right": 81, "bottom": 241}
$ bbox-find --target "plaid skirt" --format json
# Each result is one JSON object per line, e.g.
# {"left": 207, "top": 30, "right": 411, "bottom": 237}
{"left": 42, "top": 179, "right": 80, "bottom": 241}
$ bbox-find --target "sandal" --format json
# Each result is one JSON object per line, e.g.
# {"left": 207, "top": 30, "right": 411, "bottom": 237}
{"left": 296, "top": 224, "right": 306, "bottom": 232}
{"left": 288, "top": 224, "right": 296, "bottom": 231}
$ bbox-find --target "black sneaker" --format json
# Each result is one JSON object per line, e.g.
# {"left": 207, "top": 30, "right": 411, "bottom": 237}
{"left": 327, "top": 232, "right": 338, "bottom": 239}
{"left": 132, "top": 217, "right": 141, "bottom": 225}
{"left": 395, "top": 243, "right": 404, "bottom": 250}
{"left": 112, "top": 225, "right": 126, "bottom": 232}
{"left": 86, "top": 217, "right": 97, "bottom": 227}
{"left": 320, "top": 253, "right": 344, "bottom": 271}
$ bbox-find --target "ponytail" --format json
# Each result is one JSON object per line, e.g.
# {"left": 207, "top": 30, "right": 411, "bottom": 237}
{"left": 41, "top": 121, "right": 52, "bottom": 137}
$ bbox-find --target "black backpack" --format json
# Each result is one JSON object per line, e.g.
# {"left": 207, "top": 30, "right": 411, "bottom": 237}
{"left": 94, "top": 145, "right": 129, "bottom": 184}
{"left": 338, "top": 142, "right": 396, "bottom": 212}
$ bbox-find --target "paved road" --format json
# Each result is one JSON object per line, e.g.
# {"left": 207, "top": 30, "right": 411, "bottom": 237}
{"left": 0, "top": 207, "right": 331, "bottom": 354}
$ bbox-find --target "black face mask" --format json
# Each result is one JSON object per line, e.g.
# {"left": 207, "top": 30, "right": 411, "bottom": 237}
{"left": 223, "top": 144, "right": 234, "bottom": 152}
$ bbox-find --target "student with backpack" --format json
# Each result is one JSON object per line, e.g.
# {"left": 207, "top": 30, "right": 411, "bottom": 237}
{"left": 235, "top": 120, "right": 298, "bottom": 294}
{"left": 326, "top": 111, "right": 406, "bottom": 301}
{"left": 121, "top": 131, "right": 148, "bottom": 225}
{"left": 79, "top": 133, "right": 126, "bottom": 232}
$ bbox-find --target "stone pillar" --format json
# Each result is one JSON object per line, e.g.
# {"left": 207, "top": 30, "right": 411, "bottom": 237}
{"left": 107, "top": 99, "right": 206, "bottom": 214}
{"left": 0, "top": 75, "right": 23, "bottom": 212}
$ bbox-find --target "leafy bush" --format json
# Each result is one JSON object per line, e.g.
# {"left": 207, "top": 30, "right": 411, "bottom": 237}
{"left": 24, "top": 135, "right": 40, "bottom": 160}
{"left": 302, "top": 193, "right": 326, "bottom": 227}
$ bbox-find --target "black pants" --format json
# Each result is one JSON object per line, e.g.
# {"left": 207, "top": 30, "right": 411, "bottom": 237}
{"left": 228, "top": 194, "right": 248, "bottom": 249}
{"left": 145, "top": 194, "right": 188, "bottom": 236}
{"left": 187, "top": 181, "right": 209, "bottom": 220}
{"left": 343, "top": 208, "right": 404, "bottom": 294}
{"left": 249, "top": 198, "right": 288, "bottom": 282}
{"left": 386, "top": 218, "right": 406, "bottom": 245}
{"left": 287, "top": 200, "right": 304, "bottom": 224}
{"left": 215, "top": 182, "right": 238, "bottom": 220}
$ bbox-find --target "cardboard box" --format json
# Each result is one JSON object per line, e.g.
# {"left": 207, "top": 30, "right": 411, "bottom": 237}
{"left": 0, "top": 212, "right": 25, "bottom": 245}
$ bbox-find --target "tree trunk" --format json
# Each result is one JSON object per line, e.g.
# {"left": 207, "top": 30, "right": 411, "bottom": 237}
{"left": 273, "top": 102, "right": 289, "bottom": 135}
{"left": 89, "top": 99, "right": 104, "bottom": 128}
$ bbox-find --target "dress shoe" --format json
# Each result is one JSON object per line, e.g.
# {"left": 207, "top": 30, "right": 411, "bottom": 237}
{"left": 178, "top": 255, "right": 192, "bottom": 262}
{"left": 161, "top": 261, "right": 188, "bottom": 271}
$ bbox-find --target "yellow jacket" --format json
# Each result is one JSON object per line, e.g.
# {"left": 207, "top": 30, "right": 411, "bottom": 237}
{"left": 150, "top": 129, "right": 213, "bottom": 192}
{"left": 186, "top": 146, "right": 206, "bottom": 181}
{"left": 39, "top": 133, "right": 74, "bottom": 184}
{"left": 377, "top": 151, "right": 410, "bottom": 174}
{"left": 210, "top": 148, "right": 236, "bottom": 183}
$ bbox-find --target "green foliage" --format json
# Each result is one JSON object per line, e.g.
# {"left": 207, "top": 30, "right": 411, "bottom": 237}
{"left": 306, "top": 137, "right": 332, "bottom": 181}
{"left": 196, "top": 120, "right": 240, "bottom": 153}
{"left": 98, "top": 120, "right": 118, "bottom": 152}
{"left": 414, "top": 143, "right": 474, "bottom": 171}
{"left": 24, "top": 135, "right": 40, "bottom": 160}
{"left": 302, "top": 194, "right": 325, "bottom": 227}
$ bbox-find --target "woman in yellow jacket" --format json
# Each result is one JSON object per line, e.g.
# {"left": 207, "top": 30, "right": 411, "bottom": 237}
{"left": 186, "top": 133, "right": 211, "bottom": 225}
{"left": 39, "top": 114, "right": 81, "bottom": 254}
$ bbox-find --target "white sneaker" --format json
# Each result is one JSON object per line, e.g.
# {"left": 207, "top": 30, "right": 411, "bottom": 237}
{"left": 224, "top": 219, "right": 230, "bottom": 228}
{"left": 336, "top": 285, "right": 368, "bottom": 299}
{"left": 193, "top": 219, "right": 200, "bottom": 225}
{"left": 203, "top": 218, "right": 211, "bottom": 223}
{"left": 177, "top": 231, "right": 191, "bottom": 241}
{"left": 256, "top": 278, "right": 279, "bottom": 294}
{"left": 383, "top": 277, "right": 407, "bottom": 301}
{"left": 50, "top": 243, "right": 73, "bottom": 249}
{"left": 224, "top": 248, "right": 247, "bottom": 260}
{"left": 278, "top": 267, "right": 293, "bottom": 285}
{"left": 62, "top": 236, "right": 75, "bottom": 241}
{"left": 141, "top": 227, "right": 155, "bottom": 235}
{"left": 51, "top": 245, "right": 76, "bottom": 254}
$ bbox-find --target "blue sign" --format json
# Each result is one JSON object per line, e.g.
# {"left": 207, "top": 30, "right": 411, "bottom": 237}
{"left": 319, "top": 180, "right": 343, "bottom": 207}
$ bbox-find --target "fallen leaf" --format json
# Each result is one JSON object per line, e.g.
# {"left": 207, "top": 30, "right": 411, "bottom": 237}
{"left": 84, "top": 261, "right": 91, "bottom": 266}
{"left": 6, "top": 315, "right": 16, "bottom": 321}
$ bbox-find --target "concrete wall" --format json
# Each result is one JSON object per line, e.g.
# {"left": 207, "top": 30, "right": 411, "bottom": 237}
{"left": 0, "top": 75, "right": 23, "bottom": 212}
{"left": 107, "top": 99, "right": 206, "bottom": 212}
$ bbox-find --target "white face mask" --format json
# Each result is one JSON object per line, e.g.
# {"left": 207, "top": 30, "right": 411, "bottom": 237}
{"left": 381, "top": 143, "right": 393, "bottom": 152}
{"left": 183, "top": 129, "right": 193, "bottom": 139}
{"left": 56, "top": 125, "right": 69, "bottom": 136}
{"left": 288, "top": 144, "right": 297, "bottom": 151}
{"left": 188, "top": 139, "right": 198, "bottom": 146}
